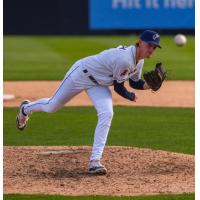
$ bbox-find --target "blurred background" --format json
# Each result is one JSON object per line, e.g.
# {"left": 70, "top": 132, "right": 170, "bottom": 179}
{"left": 4, "top": 0, "right": 194, "bottom": 35}
{"left": 3, "top": 0, "right": 195, "bottom": 81}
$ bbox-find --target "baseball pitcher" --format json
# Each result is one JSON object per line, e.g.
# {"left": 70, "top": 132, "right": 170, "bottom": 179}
{"left": 16, "top": 30, "right": 166, "bottom": 175}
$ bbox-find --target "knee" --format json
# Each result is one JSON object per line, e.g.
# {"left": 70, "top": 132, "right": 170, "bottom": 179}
{"left": 45, "top": 100, "right": 60, "bottom": 113}
{"left": 46, "top": 106, "right": 59, "bottom": 113}
{"left": 106, "top": 110, "right": 114, "bottom": 121}
{"left": 98, "top": 110, "right": 114, "bottom": 125}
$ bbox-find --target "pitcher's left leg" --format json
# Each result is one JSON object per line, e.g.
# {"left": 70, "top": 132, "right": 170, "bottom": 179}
{"left": 86, "top": 86, "right": 113, "bottom": 174}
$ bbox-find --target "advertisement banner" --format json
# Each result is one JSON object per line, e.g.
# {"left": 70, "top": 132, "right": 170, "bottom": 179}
{"left": 89, "top": 0, "right": 195, "bottom": 29}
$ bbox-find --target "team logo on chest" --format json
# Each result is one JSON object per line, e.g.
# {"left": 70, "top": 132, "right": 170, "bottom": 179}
{"left": 128, "top": 67, "right": 138, "bottom": 76}
{"left": 133, "top": 68, "right": 137, "bottom": 73}
{"left": 120, "top": 68, "right": 138, "bottom": 79}
{"left": 120, "top": 69, "right": 129, "bottom": 76}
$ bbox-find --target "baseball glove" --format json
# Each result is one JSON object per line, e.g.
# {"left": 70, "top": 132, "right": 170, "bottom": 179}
{"left": 143, "top": 62, "right": 167, "bottom": 91}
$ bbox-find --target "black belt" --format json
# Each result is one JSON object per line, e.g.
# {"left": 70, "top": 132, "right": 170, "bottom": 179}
{"left": 83, "top": 69, "right": 99, "bottom": 84}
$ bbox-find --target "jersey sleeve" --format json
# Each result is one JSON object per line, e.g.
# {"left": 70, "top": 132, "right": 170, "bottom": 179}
{"left": 130, "top": 60, "right": 144, "bottom": 81}
{"left": 138, "top": 60, "right": 144, "bottom": 79}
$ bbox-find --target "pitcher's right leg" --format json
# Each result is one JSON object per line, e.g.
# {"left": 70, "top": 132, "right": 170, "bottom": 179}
{"left": 16, "top": 75, "right": 82, "bottom": 130}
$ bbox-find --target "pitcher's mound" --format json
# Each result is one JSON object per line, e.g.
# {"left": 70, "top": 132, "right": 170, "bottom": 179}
{"left": 4, "top": 146, "right": 194, "bottom": 196}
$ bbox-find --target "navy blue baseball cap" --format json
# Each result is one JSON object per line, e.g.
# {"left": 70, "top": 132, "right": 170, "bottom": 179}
{"left": 140, "top": 30, "right": 161, "bottom": 48}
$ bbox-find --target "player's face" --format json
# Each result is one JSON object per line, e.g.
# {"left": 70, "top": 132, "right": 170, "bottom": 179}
{"left": 139, "top": 41, "right": 157, "bottom": 58}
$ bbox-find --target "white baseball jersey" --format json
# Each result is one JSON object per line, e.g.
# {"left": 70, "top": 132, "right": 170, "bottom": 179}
{"left": 69, "top": 45, "right": 144, "bottom": 86}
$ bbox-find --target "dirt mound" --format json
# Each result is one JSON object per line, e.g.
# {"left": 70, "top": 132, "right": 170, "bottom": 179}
{"left": 4, "top": 146, "right": 194, "bottom": 196}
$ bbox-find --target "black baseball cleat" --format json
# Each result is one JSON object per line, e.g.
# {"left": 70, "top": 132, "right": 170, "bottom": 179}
{"left": 16, "top": 100, "right": 31, "bottom": 130}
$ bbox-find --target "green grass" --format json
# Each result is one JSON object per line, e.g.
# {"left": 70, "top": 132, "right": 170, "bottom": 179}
{"left": 3, "top": 35, "right": 194, "bottom": 80}
{"left": 3, "top": 106, "right": 194, "bottom": 154}
{"left": 3, "top": 35, "right": 195, "bottom": 200}
{"left": 3, "top": 194, "right": 195, "bottom": 200}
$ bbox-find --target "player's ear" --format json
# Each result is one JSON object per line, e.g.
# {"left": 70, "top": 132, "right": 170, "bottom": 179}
{"left": 135, "top": 41, "right": 140, "bottom": 47}
{"left": 138, "top": 39, "right": 143, "bottom": 47}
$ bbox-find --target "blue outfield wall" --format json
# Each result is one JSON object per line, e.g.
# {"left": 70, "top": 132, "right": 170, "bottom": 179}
{"left": 89, "top": 0, "right": 195, "bottom": 30}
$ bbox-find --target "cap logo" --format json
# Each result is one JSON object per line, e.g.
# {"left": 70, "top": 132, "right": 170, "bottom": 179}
{"left": 153, "top": 33, "right": 159, "bottom": 40}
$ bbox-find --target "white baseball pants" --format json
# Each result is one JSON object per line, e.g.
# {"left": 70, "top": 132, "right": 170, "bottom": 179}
{"left": 23, "top": 61, "right": 113, "bottom": 161}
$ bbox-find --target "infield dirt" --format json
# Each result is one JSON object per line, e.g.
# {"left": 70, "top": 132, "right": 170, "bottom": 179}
{"left": 3, "top": 81, "right": 194, "bottom": 108}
